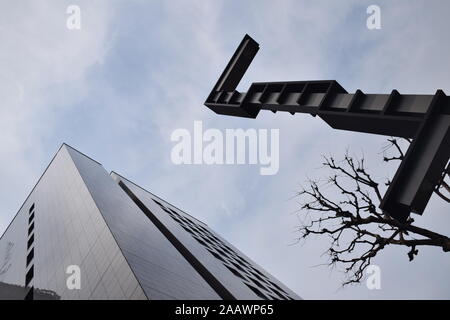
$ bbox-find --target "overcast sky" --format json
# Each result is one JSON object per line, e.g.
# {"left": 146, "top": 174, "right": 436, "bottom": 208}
{"left": 0, "top": 0, "right": 449, "bottom": 299}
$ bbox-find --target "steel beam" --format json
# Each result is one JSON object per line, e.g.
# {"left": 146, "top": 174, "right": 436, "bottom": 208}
{"left": 204, "top": 34, "right": 450, "bottom": 223}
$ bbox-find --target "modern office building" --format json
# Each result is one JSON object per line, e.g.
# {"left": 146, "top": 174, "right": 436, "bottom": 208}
{"left": 0, "top": 144, "right": 299, "bottom": 300}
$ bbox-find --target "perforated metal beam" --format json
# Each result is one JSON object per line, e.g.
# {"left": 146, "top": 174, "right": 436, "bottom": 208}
{"left": 204, "top": 34, "right": 450, "bottom": 223}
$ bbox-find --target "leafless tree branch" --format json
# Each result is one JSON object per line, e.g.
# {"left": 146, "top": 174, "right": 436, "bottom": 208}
{"left": 296, "top": 138, "right": 450, "bottom": 285}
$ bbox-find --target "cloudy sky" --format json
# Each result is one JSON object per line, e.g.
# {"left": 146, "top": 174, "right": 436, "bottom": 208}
{"left": 1, "top": 0, "right": 449, "bottom": 299}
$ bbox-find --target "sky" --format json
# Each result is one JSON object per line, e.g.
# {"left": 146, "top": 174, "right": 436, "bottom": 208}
{"left": 0, "top": 0, "right": 449, "bottom": 299}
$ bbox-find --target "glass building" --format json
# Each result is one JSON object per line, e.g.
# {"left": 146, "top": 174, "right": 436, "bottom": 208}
{"left": 0, "top": 144, "right": 300, "bottom": 300}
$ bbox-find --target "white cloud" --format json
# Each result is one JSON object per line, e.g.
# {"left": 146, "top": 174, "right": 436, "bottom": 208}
{"left": 0, "top": 0, "right": 114, "bottom": 233}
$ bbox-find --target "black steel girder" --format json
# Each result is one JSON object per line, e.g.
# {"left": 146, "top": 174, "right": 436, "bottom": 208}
{"left": 204, "top": 34, "right": 450, "bottom": 223}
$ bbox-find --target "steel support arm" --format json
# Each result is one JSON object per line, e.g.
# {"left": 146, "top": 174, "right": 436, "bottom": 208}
{"left": 204, "top": 34, "right": 450, "bottom": 223}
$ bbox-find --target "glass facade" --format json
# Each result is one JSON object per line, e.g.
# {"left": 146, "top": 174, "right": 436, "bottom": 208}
{"left": 112, "top": 174, "right": 298, "bottom": 300}
{"left": 0, "top": 144, "right": 299, "bottom": 300}
{"left": 0, "top": 146, "right": 145, "bottom": 300}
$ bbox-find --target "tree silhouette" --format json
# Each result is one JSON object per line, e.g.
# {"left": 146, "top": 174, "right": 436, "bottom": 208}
{"left": 296, "top": 138, "right": 450, "bottom": 285}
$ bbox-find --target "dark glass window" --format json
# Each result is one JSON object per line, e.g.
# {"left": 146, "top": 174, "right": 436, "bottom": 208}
{"left": 28, "top": 222, "right": 34, "bottom": 235}
{"left": 25, "top": 266, "right": 34, "bottom": 286}
{"left": 27, "top": 234, "right": 34, "bottom": 250}
{"left": 245, "top": 283, "right": 266, "bottom": 300}
{"left": 206, "top": 249, "right": 226, "bottom": 262}
{"left": 251, "top": 271, "right": 266, "bottom": 283}
{"left": 26, "top": 248, "right": 34, "bottom": 267}
{"left": 268, "top": 280, "right": 285, "bottom": 294}
{"left": 224, "top": 265, "right": 246, "bottom": 280}
{"left": 29, "top": 212, "right": 35, "bottom": 225}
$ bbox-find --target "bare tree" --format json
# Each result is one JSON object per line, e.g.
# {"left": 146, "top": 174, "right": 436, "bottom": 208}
{"left": 296, "top": 138, "right": 450, "bottom": 285}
